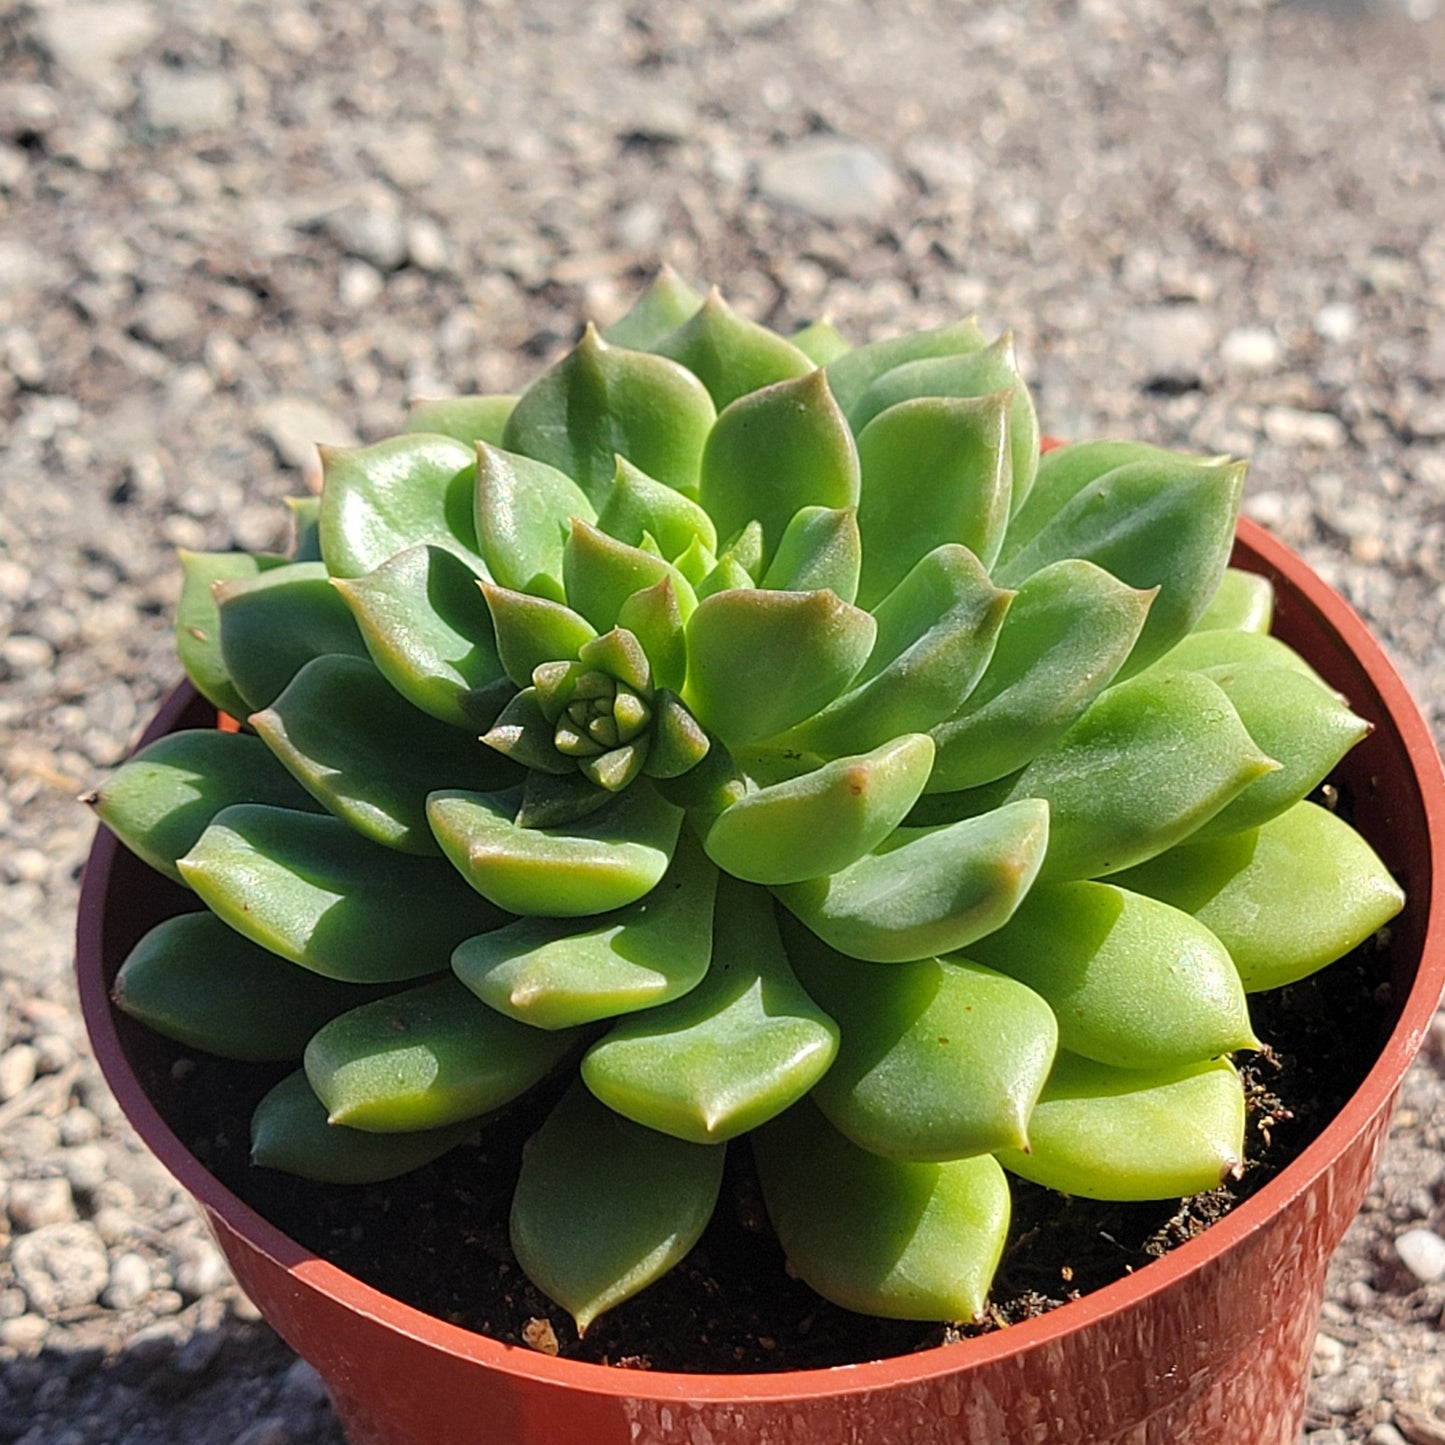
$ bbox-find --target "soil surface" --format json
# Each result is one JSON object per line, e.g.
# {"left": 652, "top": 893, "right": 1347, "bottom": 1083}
{"left": 3, "top": 0, "right": 1445, "bottom": 1440}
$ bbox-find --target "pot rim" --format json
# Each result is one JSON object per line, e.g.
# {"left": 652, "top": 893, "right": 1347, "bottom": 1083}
{"left": 76, "top": 514, "right": 1445, "bottom": 1405}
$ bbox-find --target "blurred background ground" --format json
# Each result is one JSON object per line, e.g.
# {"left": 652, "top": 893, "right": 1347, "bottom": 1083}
{"left": 1, "top": 0, "right": 1444, "bottom": 1440}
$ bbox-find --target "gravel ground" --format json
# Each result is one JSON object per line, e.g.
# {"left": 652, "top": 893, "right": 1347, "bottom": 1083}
{"left": 2, "top": 0, "right": 1445, "bottom": 1439}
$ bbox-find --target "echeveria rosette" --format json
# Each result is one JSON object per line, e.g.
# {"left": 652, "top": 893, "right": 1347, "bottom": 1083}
{"left": 95, "top": 273, "right": 1405, "bottom": 1340}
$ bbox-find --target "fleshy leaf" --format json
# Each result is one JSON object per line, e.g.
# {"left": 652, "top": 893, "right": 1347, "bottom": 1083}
{"left": 1000, "top": 441, "right": 1220, "bottom": 568}
{"left": 511, "top": 1082, "right": 725, "bottom": 1333}
{"left": 285, "top": 497, "right": 323, "bottom": 562}
{"left": 1194, "top": 566, "right": 1274, "bottom": 634}
{"left": 694, "top": 555, "right": 755, "bottom": 601}
{"left": 474, "top": 442, "right": 597, "bottom": 602}
{"left": 790, "top": 317, "right": 852, "bottom": 367}
{"left": 995, "top": 1053, "right": 1246, "bottom": 1201}
{"left": 848, "top": 334, "right": 1039, "bottom": 512}
{"left": 995, "top": 457, "right": 1246, "bottom": 674}
{"left": 452, "top": 832, "right": 716, "bottom": 1028}
{"left": 114, "top": 912, "right": 394, "bottom": 1062}
{"left": 601, "top": 266, "right": 704, "bottom": 350}
{"left": 652, "top": 287, "right": 815, "bottom": 410}
{"left": 481, "top": 582, "right": 597, "bottom": 688}
{"left": 482, "top": 688, "right": 575, "bottom": 774}
{"left": 700, "top": 735, "right": 934, "bottom": 885}
{"left": 216, "top": 561, "right": 370, "bottom": 711}
{"left": 1111, "top": 800, "right": 1405, "bottom": 991}
{"left": 615, "top": 577, "right": 688, "bottom": 693}
{"left": 333, "top": 545, "right": 509, "bottom": 730}
{"left": 1145, "top": 627, "right": 1331, "bottom": 689}
{"left": 596, "top": 455, "right": 718, "bottom": 560}
{"left": 989, "top": 670, "right": 1278, "bottom": 881}
{"left": 786, "top": 925, "right": 1057, "bottom": 1162}
{"left": 92, "top": 729, "right": 321, "bottom": 886}
{"left": 176, "top": 550, "right": 290, "bottom": 718}
{"left": 759, "top": 505, "right": 862, "bottom": 602}
{"left": 252, "top": 655, "right": 516, "bottom": 853}
{"left": 251, "top": 1070, "right": 476, "bottom": 1184}
{"left": 304, "top": 976, "right": 580, "bottom": 1132}
{"left": 782, "top": 545, "right": 1011, "bottom": 757}
{"left": 855, "top": 393, "right": 1013, "bottom": 607}
{"left": 1190, "top": 664, "right": 1370, "bottom": 839}
{"left": 753, "top": 1097, "right": 1010, "bottom": 1322}
{"left": 405, "top": 395, "right": 518, "bottom": 446}
{"left": 774, "top": 798, "right": 1050, "bottom": 963}
{"left": 963, "top": 880, "right": 1259, "bottom": 1069}
{"left": 643, "top": 690, "right": 711, "bottom": 779}
{"left": 683, "top": 587, "right": 876, "bottom": 746}
{"left": 427, "top": 783, "right": 683, "bottom": 917}
{"left": 824, "top": 316, "right": 987, "bottom": 419}
{"left": 502, "top": 324, "right": 716, "bottom": 507}
{"left": 927, "top": 560, "right": 1154, "bottom": 793}
{"left": 698, "top": 370, "right": 860, "bottom": 568}
{"left": 580, "top": 877, "right": 839, "bottom": 1143}
{"left": 563, "top": 518, "right": 695, "bottom": 634}
{"left": 318, "top": 434, "right": 486, "bottom": 579}
{"left": 178, "top": 804, "right": 509, "bottom": 982}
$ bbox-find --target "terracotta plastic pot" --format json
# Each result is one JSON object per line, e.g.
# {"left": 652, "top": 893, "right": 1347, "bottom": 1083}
{"left": 77, "top": 516, "right": 1445, "bottom": 1445}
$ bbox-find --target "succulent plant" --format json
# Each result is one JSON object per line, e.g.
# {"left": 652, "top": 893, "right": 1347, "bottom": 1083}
{"left": 97, "top": 272, "right": 1405, "bottom": 1335}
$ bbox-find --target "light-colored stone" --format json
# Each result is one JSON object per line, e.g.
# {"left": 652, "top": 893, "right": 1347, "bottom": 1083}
{"left": 1315, "top": 302, "right": 1360, "bottom": 345}
{"left": 1313, "top": 1331, "right": 1347, "bottom": 1376}
{"left": 0, "top": 1043, "right": 38, "bottom": 1101}
{"left": 34, "top": 4, "right": 158, "bottom": 87}
{"left": 100, "top": 1251, "right": 152, "bottom": 1311}
{"left": 1220, "top": 325, "right": 1283, "bottom": 374}
{"left": 757, "top": 138, "right": 903, "bottom": 224}
{"left": 172, "top": 1236, "right": 232, "bottom": 1298}
{"left": 1125, "top": 306, "right": 1218, "bottom": 387}
{"left": 254, "top": 397, "right": 358, "bottom": 474}
{"left": 141, "top": 70, "right": 237, "bottom": 133}
{"left": 1264, "top": 407, "right": 1348, "bottom": 450}
{"left": 406, "top": 216, "right": 450, "bottom": 273}
{"left": 0, "top": 1315, "right": 49, "bottom": 1354}
{"left": 1396, "top": 1227, "right": 1445, "bottom": 1284}
{"left": 11, "top": 1222, "right": 110, "bottom": 1314}
{"left": 8, "top": 1178, "right": 76, "bottom": 1232}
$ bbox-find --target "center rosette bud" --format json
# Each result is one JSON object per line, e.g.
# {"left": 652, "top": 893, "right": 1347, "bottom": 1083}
{"left": 480, "top": 624, "right": 710, "bottom": 826}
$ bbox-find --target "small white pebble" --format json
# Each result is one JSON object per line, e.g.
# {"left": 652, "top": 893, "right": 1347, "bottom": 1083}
{"left": 0, "top": 1045, "right": 38, "bottom": 1103}
{"left": 101, "top": 1251, "right": 152, "bottom": 1311}
{"left": 0, "top": 1315, "right": 48, "bottom": 1354}
{"left": 8, "top": 1177, "right": 76, "bottom": 1232}
{"left": 1314, "top": 301, "right": 1360, "bottom": 344}
{"left": 173, "top": 1237, "right": 232, "bottom": 1298}
{"left": 1368, "top": 1423, "right": 1409, "bottom": 1445}
{"left": 1220, "top": 325, "right": 1283, "bottom": 374}
{"left": 1395, "top": 1226, "right": 1445, "bottom": 1283}
{"left": 1312, "top": 1331, "right": 1347, "bottom": 1376}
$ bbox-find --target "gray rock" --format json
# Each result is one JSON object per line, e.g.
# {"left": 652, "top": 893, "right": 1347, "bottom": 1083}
{"left": 12, "top": 1222, "right": 110, "bottom": 1314}
{"left": 315, "top": 198, "right": 409, "bottom": 270}
{"left": 59, "top": 1144, "right": 108, "bottom": 1196}
{"left": 141, "top": 70, "right": 237, "bottom": 133}
{"left": 0, "top": 1043, "right": 38, "bottom": 1100}
{"left": 1220, "top": 325, "right": 1283, "bottom": 374}
{"left": 1395, "top": 1226, "right": 1445, "bottom": 1283}
{"left": 8, "top": 1178, "right": 77, "bottom": 1232}
{"left": 1263, "top": 406, "right": 1348, "bottom": 450}
{"left": 34, "top": 4, "right": 158, "bottom": 87}
{"left": 172, "top": 1236, "right": 232, "bottom": 1299}
{"left": 757, "top": 138, "right": 903, "bottom": 224}
{"left": 406, "top": 216, "right": 450, "bottom": 273}
{"left": 277, "top": 1357, "right": 330, "bottom": 1410}
{"left": 1125, "top": 306, "right": 1218, "bottom": 388}
{"left": 1370, "top": 1423, "right": 1410, "bottom": 1445}
{"left": 254, "top": 397, "right": 358, "bottom": 474}
{"left": 0, "top": 85, "right": 60, "bottom": 141}
{"left": 101, "top": 1252, "right": 152, "bottom": 1311}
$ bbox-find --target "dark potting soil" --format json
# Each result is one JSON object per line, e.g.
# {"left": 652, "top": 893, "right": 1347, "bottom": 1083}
{"left": 145, "top": 917, "right": 1394, "bottom": 1376}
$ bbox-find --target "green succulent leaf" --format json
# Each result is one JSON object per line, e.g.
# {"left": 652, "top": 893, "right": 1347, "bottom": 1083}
{"left": 1190, "top": 665, "right": 1370, "bottom": 839}
{"left": 563, "top": 518, "right": 696, "bottom": 634}
{"left": 404, "top": 395, "right": 518, "bottom": 446}
{"left": 1111, "top": 800, "right": 1405, "bottom": 991}
{"left": 473, "top": 442, "right": 596, "bottom": 602}
{"left": 1145, "top": 626, "right": 1331, "bottom": 689}
{"left": 683, "top": 587, "right": 876, "bottom": 746}
{"left": 176, "top": 550, "right": 291, "bottom": 718}
{"left": 694, "top": 553, "right": 756, "bottom": 601}
{"left": 615, "top": 577, "right": 688, "bottom": 693}
{"left": 926, "top": 560, "right": 1155, "bottom": 793}
{"left": 580, "top": 878, "right": 839, "bottom": 1144}
{"left": 215, "top": 561, "right": 370, "bottom": 713}
{"left": 651, "top": 287, "right": 816, "bottom": 411}
{"left": 304, "top": 975, "right": 580, "bottom": 1132}
{"left": 251, "top": 1069, "right": 476, "bottom": 1185}
{"left": 511, "top": 1081, "right": 726, "bottom": 1334}
{"left": 1000, "top": 441, "right": 1220, "bottom": 569}
{"left": 285, "top": 496, "right": 323, "bottom": 562}
{"left": 701, "top": 734, "right": 935, "bottom": 885}
{"left": 643, "top": 689, "right": 712, "bottom": 780}
{"left": 994, "top": 1053, "right": 1246, "bottom": 1201}
{"left": 482, "top": 687, "right": 576, "bottom": 775}
{"left": 502, "top": 324, "right": 716, "bottom": 507}
{"left": 698, "top": 370, "right": 860, "bottom": 568}
{"left": 596, "top": 455, "right": 718, "bottom": 560}
{"left": 1194, "top": 567, "right": 1274, "bottom": 634}
{"left": 452, "top": 831, "right": 716, "bottom": 1029}
{"left": 855, "top": 394, "right": 1013, "bottom": 607}
{"left": 783, "top": 545, "right": 1012, "bottom": 757}
{"left": 988, "top": 670, "right": 1278, "bottom": 881}
{"left": 824, "top": 316, "right": 987, "bottom": 419}
{"left": 251, "top": 655, "right": 517, "bottom": 854}
{"left": 759, "top": 505, "right": 862, "bottom": 602}
{"left": 481, "top": 581, "right": 597, "bottom": 688}
{"left": 995, "top": 457, "right": 1246, "bottom": 674}
{"left": 92, "top": 729, "right": 321, "bottom": 886}
{"left": 113, "top": 912, "right": 394, "bottom": 1062}
{"left": 848, "top": 334, "right": 1039, "bottom": 513}
{"left": 753, "top": 1097, "right": 1010, "bottom": 1322}
{"left": 318, "top": 435, "right": 485, "bottom": 579}
{"left": 427, "top": 783, "right": 683, "bottom": 917}
{"left": 775, "top": 798, "right": 1050, "bottom": 963}
{"left": 179, "top": 804, "right": 509, "bottom": 982}
{"left": 962, "top": 881, "right": 1259, "bottom": 1069}
{"left": 601, "top": 266, "right": 704, "bottom": 350}
{"left": 790, "top": 317, "right": 852, "bottom": 367}
{"left": 786, "top": 926, "right": 1057, "bottom": 1162}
